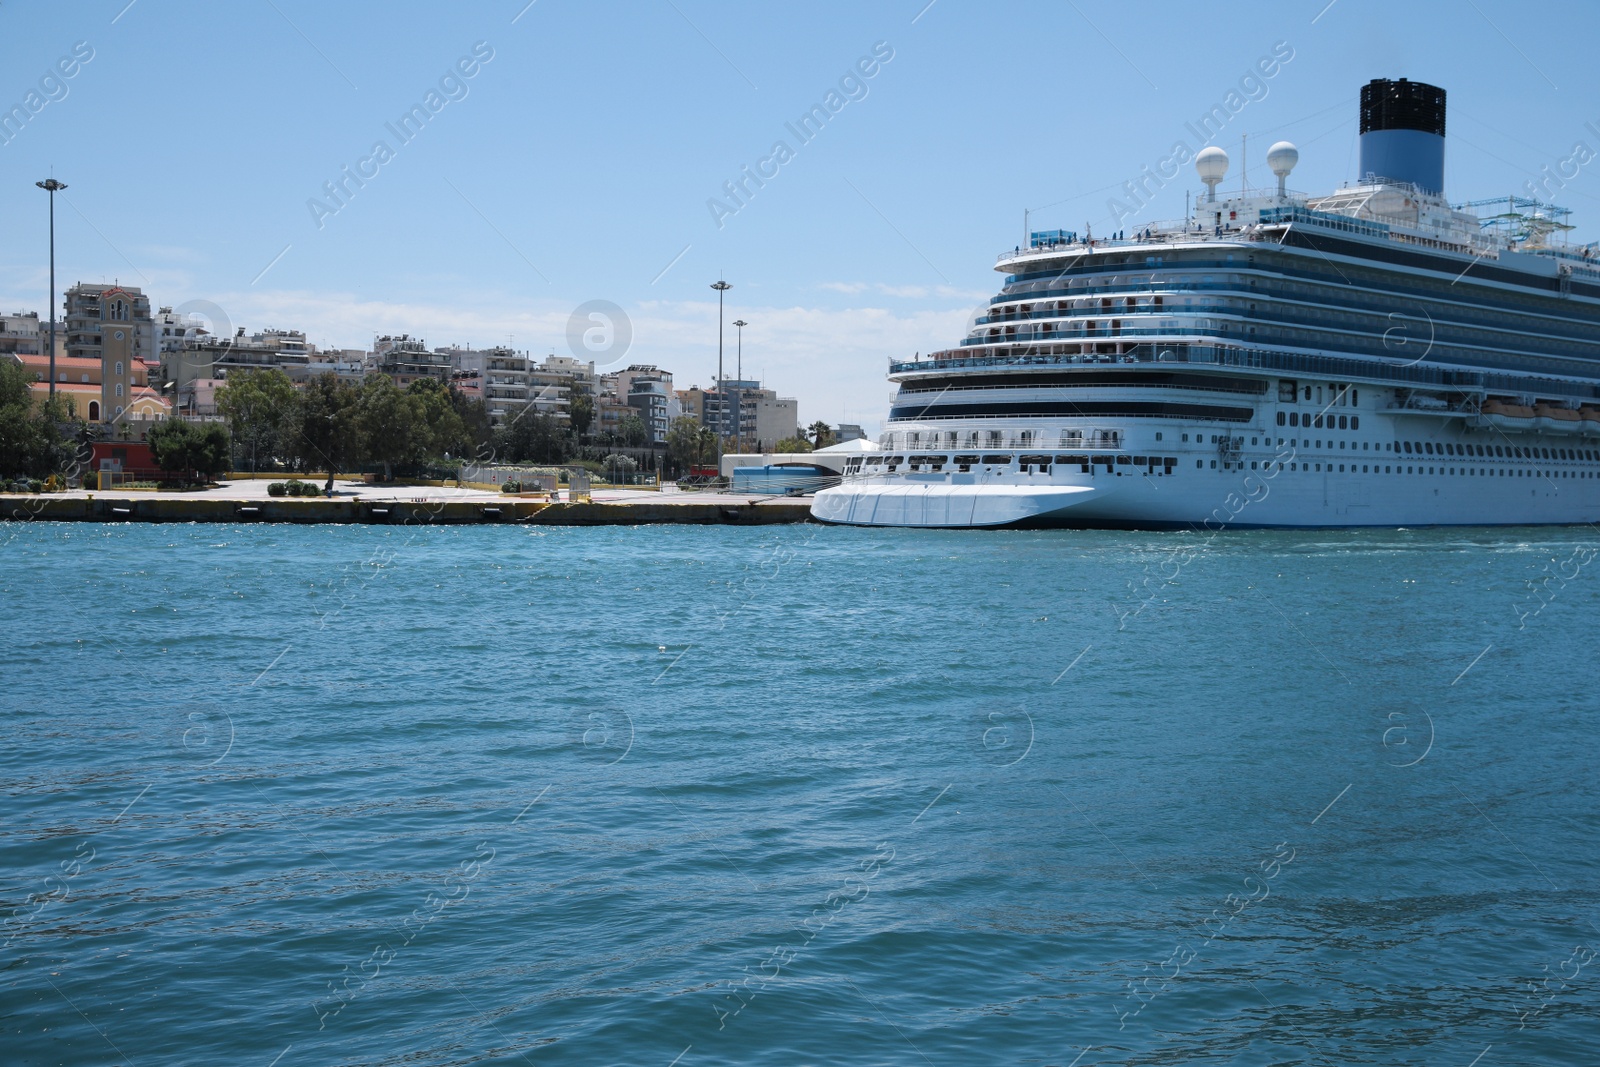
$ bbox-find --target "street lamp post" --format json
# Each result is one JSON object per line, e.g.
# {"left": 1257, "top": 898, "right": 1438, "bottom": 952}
{"left": 710, "top": 279, "right": 731, "bottom": 443}
{"left": 732, "top": 319, "right": 746, "bottom": 453}
{"left": 35, "top": 177, "right": 67, "bottom": 399}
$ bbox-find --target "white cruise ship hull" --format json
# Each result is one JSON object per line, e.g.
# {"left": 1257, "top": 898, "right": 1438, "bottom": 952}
{"left": 813, "top": 466, "right": 1600, "bottom": 529}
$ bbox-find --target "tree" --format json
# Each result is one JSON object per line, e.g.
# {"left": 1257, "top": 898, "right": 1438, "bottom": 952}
{"left": 568, "top": 383, "right": 595, "bottom": 440}
{"left": 216, "top": 367, "right": 297, "bottom": 472}
{"left": 294, "top": 373, "right": 363, "bottom": 494}
{"left": 147, "top": 420, "right": 230, "bottom": 483}
{"left": 774, "top": 435, "right": 813, "bottom": 453}
{"left": 619, "top": 413, "right": 648, "bottom": 447}
{"left": 667, "top": 416, "right": 709, "bottom": 472}
{"left": 450, "top": 384, "right": 493, "bottom": 456}
{"left": 602, "top": 452, "right": 638, "bottom": 484}
{"left": 808, "top": 420, "right": 836, "bottom": 450}
{"left": 0, "top": 363, "right": 84, "bottom": 479}
{"left": 495, "top": 407, "right": 570, "bottom": 465}
{"left": 357, "top": 375, "right": 425, "bottom": 481}
{"left": 408, "top": 378, "right": 470, "bottom": 462}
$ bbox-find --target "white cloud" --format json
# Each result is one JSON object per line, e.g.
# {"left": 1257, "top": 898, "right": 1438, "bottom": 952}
{"left": 817, "top": 281, "right": 990, "bottom": 302}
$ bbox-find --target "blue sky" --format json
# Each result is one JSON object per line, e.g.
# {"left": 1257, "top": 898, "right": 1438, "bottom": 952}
{"left": 2, "top": 0, "right": 1598, "bottom": 431}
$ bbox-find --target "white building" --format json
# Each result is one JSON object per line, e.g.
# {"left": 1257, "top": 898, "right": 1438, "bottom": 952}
{"left": 439, "top": 345, "right": 532, "bottom": 425}
{"left": 154, "top": 307, "right": 212, "bottom": 356}
{"left": 0, "top": 311, "right": 43, "bottom": 356}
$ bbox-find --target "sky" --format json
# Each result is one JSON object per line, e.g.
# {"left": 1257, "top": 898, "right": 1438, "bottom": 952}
{"left": 2, "top": 0, "right": 1599, "bottom": 433}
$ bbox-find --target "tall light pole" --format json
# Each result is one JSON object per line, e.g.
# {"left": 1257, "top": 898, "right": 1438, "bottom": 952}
{"left": 732, "top": 319, "right": 746, "bottom": 453}
{"left": 36, "top": 177, "right": 66, "bottom": 399}
{"left": 710, "top": 279, "right": 731, "bottom": 441}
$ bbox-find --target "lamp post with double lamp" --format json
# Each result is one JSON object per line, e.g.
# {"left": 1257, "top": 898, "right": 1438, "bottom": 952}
{"left": 732, "top": 319, "right": 747, "bottom": 454}
{"left": 710, "top": 278, "right": 731, "bottom": 473}
{"left": 35, "top": 177, "right": 67, "bottom": 399}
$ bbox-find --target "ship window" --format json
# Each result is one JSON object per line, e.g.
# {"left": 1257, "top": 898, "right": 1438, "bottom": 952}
{"left": 1182, "top": 433, "right": 1189, "bottom": 442}
{"left": 1313, "top": 415, "right": 1323, "bottom": 429}
{"left": 1543, "top": 448, "right": 1552, "bottom": 459}
{"left": 1304, "top": 387, "right": 1312, "bottom": 400}
{"left": 1155, "top": 433, "right": 1163, "bottom": 441}
{"left": 1351, "top": 416, "right": 1359, "bottom": 430}
{"left": 1288, "top": 413, "right": 1299, "bottom": 426}
{"left": 982, "top": 454, "right": 1012, "bottom": 464}
{"left": 1338, "top": 416, "right": 1348, "bottom": 430}
{"left": 1210, "top": 460, "right": 1216, "bottom": 468}
{"left": 1403, "top": 442, "right": 1413, "bottom": 453}
{"left": 1197, "top": 460, "right": 1203, "bottom": 468}
{"left": 1277, "top": 412, "right": 1286, "bottom": 426}
{"left": 1352, "top": 389, "right": 1358, "bottom": 405}
{"left": 1423, "top": 442, "right": 1434, "bottom": 455}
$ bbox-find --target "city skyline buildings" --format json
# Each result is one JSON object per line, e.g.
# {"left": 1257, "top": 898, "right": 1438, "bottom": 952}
{"left": 3, "top": 3, "right": 1599, "bottom": 435}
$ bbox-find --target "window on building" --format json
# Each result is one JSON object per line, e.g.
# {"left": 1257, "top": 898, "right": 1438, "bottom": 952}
{"left": 115, "top": 383, "right": 123, "bottom": 397}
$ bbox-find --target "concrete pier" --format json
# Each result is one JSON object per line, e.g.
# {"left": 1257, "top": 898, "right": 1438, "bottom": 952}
{"left": 2, "top": 481, "right": 814, "bottom": 526}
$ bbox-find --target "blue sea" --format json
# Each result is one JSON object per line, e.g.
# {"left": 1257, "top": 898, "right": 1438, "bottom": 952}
{"left": 2, "top": 521, "right": 1597, "bottom": 1066}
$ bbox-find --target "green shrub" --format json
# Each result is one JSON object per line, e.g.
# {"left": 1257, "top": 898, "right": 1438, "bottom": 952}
{"left": 285, "top": 479, "right": 307, "bottom": 497}
{"left": 81, "top": 471, "right": 97, "bottom": 491}
{"left": 501, "top": 480, "right": 520, "bottom": 493}
{"left": 267, "top": 482, "right": 287, "bottom": 497}
{"left": 28, "top": 479, "right": 44, "bottom": 494}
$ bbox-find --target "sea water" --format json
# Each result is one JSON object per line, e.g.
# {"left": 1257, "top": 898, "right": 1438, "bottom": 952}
{"left": 1, "top": 521, "right": 1596, "bottom": 1065}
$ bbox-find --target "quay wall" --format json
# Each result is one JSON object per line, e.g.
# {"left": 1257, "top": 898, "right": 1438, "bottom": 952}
{"left": 1, "top": 496, "right": 811, "bottom": 526}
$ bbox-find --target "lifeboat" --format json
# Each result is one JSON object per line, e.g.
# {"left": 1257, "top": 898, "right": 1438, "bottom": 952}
{"left": 1535, "top": 403, "right": 1582, "bottom": 434}
{"left": 1479, "top": 399, "right": 1537, "bottom": 432}
{"left": 1581, "top": 407, "right": 1600, "bottom": 437}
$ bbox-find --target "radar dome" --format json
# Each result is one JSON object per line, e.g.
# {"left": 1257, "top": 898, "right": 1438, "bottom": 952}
{"left": 1196, "top": 146, "right": 1228, "bottom": 201}
{"left": 1267, "top": 140, "right": 1299, "bottom": 196}
{"left": 1196, "top": 146, "right": 1229, "bottom": 182}
{"left": 1267, "top": 141, "right": 1299, "bottom": 177}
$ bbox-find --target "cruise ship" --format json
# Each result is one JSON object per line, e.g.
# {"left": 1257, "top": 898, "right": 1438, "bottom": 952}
{"left": 811, "top": 79, "right": 1600, "bottom": 528}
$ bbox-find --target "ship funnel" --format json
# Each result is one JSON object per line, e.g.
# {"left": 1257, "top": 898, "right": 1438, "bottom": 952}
{"left": 1359, "top": 78, "right": 1446, "bottom": 195}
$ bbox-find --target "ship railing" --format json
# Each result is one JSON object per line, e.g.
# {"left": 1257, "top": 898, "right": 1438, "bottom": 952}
{"left": 890, "top": 342, "right": 1600, "bottom": 404}
{"left": 882, "top": 433, "right": 1125, "bottom": 451}
{"left": 996, "top": 226, "right": 1266, "bottom": 263}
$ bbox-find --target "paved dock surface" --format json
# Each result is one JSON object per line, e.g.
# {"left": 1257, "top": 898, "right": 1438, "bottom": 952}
{"left": 2, "top": 481, "right": 816, "bottom": 525}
